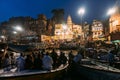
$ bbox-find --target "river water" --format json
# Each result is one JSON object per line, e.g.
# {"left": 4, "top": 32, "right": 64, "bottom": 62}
{"left": 49, "top": 49, "right": 89, "bottom": 80}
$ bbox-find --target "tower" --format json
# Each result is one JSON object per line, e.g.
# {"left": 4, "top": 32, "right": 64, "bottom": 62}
{"left": 67, "top": 15, "right": 73, "bottom": 31}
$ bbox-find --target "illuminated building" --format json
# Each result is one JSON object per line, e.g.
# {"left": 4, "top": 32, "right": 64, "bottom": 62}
{"left": 109, "top": 13, "right": 120, "bottom": 33}
{"left": 91, "top": 20, "right": 104, "bottom": 41}
{"left": 41, "top": 15, "right": 83, "bottom": 42}
{"left": 109, "top": 5, "right": 120, "bottom": 41}
{"left": 54, "top": 15, "right": 82, "bottom": 41}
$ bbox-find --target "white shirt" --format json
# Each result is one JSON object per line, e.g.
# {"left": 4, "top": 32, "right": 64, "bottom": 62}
{"left": 42, "top": 55, "right": 53, "bottom": 70}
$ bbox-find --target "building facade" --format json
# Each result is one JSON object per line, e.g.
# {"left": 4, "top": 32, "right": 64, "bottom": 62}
{"left": 41, "top": 15, "right": 83, "bottom": 42}
{"left": 0, "top": 14, "right": 83, "bottom": 43}
{"left": 109, "top": 5, "right": 120, "bottom": 41}
{"left": 91, "top": 20, "right": 104, "bottom": 41}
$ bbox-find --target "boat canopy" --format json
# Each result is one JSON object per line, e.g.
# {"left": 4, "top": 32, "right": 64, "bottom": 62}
{"left": 8, "top": 44, "right": 32, "bottom": 53}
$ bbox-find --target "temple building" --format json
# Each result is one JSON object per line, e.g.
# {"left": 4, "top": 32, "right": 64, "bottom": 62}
{"left": 54, "top": 15, "right": 82, "bottom": 41}
{"left": 41, "top": 15, "right": 83, "bottom": 42}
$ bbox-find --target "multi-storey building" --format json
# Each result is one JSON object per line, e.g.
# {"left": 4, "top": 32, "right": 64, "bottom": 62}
{"left": 54, "top": 15, "right": 82, "bottom": 41}
{"left": 109, "top": 14, "right": 120, "bottom": 33}
{"left": 0, "top": 14, "right": 83, "bottom": 43}
{"left": 41, "top": 15, "right": 83, "bottom": 42}
{"left": 0, "top": 14, "right": 50, "bottom": 43}
{"left": 109, "top": 5, "right": 120, "bottom": 41}
{"left": 91, "top": 20, "right": 104, "bottom": 41}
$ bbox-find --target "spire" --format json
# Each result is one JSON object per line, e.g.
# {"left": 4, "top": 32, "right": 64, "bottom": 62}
{"left": 67, "top": 15, "right": 72, "bottom": 25}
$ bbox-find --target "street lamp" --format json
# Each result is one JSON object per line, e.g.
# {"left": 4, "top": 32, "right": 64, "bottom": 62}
{"left": 1, "top": 35, "right": 6, "bottom": 43}
{"left": 78, "top": 7, "right": 85, "bottom": 41}
{"left": 13, "top": 25, "right": 23, "bottom": 43}
{"left": 78, "top": 7, "right": 85, "bottom": 26}
{"left": 13, "top": 31, "right": 17, "bottom": 34}
{"left": 107, "top": 7, "right": 116, "bottom": 16}
{"left": 14, "top": 25, "right": 23, "bottom": 32}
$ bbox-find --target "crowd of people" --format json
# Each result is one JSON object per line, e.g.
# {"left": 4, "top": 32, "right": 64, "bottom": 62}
{"left": 1, "top": 41, "right": 119, "bottom": 73}
{"left": 85, "top": 46, "right": 120, "bottom": 67}
{"left": 0, "top": 49, "right": 68, "bottom": 72}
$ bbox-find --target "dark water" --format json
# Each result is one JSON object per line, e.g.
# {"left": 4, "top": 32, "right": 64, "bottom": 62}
{"left": 51, "top": 50, "right": 88, "bottom": 80}
{"left": 55, "top": 64, "right": 89, "bottom": 80}
{"left": 58, "top": 70, "right": 88, "bottom": 80}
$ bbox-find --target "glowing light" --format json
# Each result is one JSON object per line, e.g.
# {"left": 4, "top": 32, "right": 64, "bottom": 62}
{"left": 1, "top": 35, "right": 5, "bottom": 39}
{"left": 62, "top": 24, "right": 67, "bottom": 30}
{"left": 14, "top": 26, "right": 23, "bottom": 31}
{"left": 107, "top": 7, "right": 116, "bottom": 15}
{"left": 57, "top": 32, "right": 60, "bottom": 35}
{"left": 78, "top": 7, "right": 85, "bottom": 15}
{"left": 13, "top": 31, "right": 17, "bottom": 34}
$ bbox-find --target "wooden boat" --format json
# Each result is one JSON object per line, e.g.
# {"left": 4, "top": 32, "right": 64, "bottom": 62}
{"left": 97, "top": 60, "right": 120, "bottom": 69}
{"left": 70, "top": 59, "right": 120, "bottom": 80}
{"left": 0, "top": 64, "right": 68, "bottom": 80}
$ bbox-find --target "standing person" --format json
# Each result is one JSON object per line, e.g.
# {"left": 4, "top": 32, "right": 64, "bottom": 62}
{"left": 42, "top": 52, "right": 53, "bottom": 71}
{"left": 16, "top": 53, "right": 25, "bottom": 72}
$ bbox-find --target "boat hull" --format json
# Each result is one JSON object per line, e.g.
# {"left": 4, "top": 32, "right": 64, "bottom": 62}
{"left": 98, "top": 60, "right": 120, "bottom": 69}
{"left": 1, "top": 71, "right": 63, "bottom": 80}
{"left": 71, "top": 63, "right": 120, "bottom": 80}
{"left": 0, "top": 64, "right": 68, "bottom": 80}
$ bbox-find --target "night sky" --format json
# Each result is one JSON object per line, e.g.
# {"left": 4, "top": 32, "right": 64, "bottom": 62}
{"left": 0, "top": 0, "right": 116, "bottom": 23}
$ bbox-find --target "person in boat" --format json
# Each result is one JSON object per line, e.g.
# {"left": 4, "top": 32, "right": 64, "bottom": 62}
{"left": 58, "top": 51, "right": 67, "bottom": 66}
{"left": 0, "top": 50, "right": 4, "bottom": 68}
{"left": 50, "top": 49, "right": 58, "bottom": 69}
{"left": 42, "top": 52, "right": 53, "bottom": 71}
{"left": 107, "top": 50, "right": 115, "bottom": 66}
{"left": 0, "top": 44, "right": 8, "bottom": 68}
{"left": 41, "top": 49, "right": 46, "bottom": 56}
{"left": 73, "top": 50, "right": 83, "bottom": 64}
{"left": 9, "top": 53, "right": 16, "bottom": 68}
{"left": 16, "top": 53, "right": 25, "bottom": 72}
{"left": 2, "top": 54, "right": 11, "bottom": 71}
{"left": 33, "top": 53, "right": 43, "bottom": 70}
{"left": 24, "top": 54, "right": 33, "bottom": 70}
{"left": 68, "top": 50, "right": 74, "bottom": 64}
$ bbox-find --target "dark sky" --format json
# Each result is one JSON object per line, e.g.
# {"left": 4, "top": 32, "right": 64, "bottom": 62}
{"left": 0, "top": 0, "right": 116, "bottom": 23}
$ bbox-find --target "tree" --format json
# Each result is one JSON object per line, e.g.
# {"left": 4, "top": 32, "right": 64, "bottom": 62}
{"left": 102, "top": 18, "right": 109, "bottom": 35}
{"left": 46, "top": 19, "right": 54, "bottom": 36}
{"left": 51, "top": 9, "right": 64, "bottom": 24}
